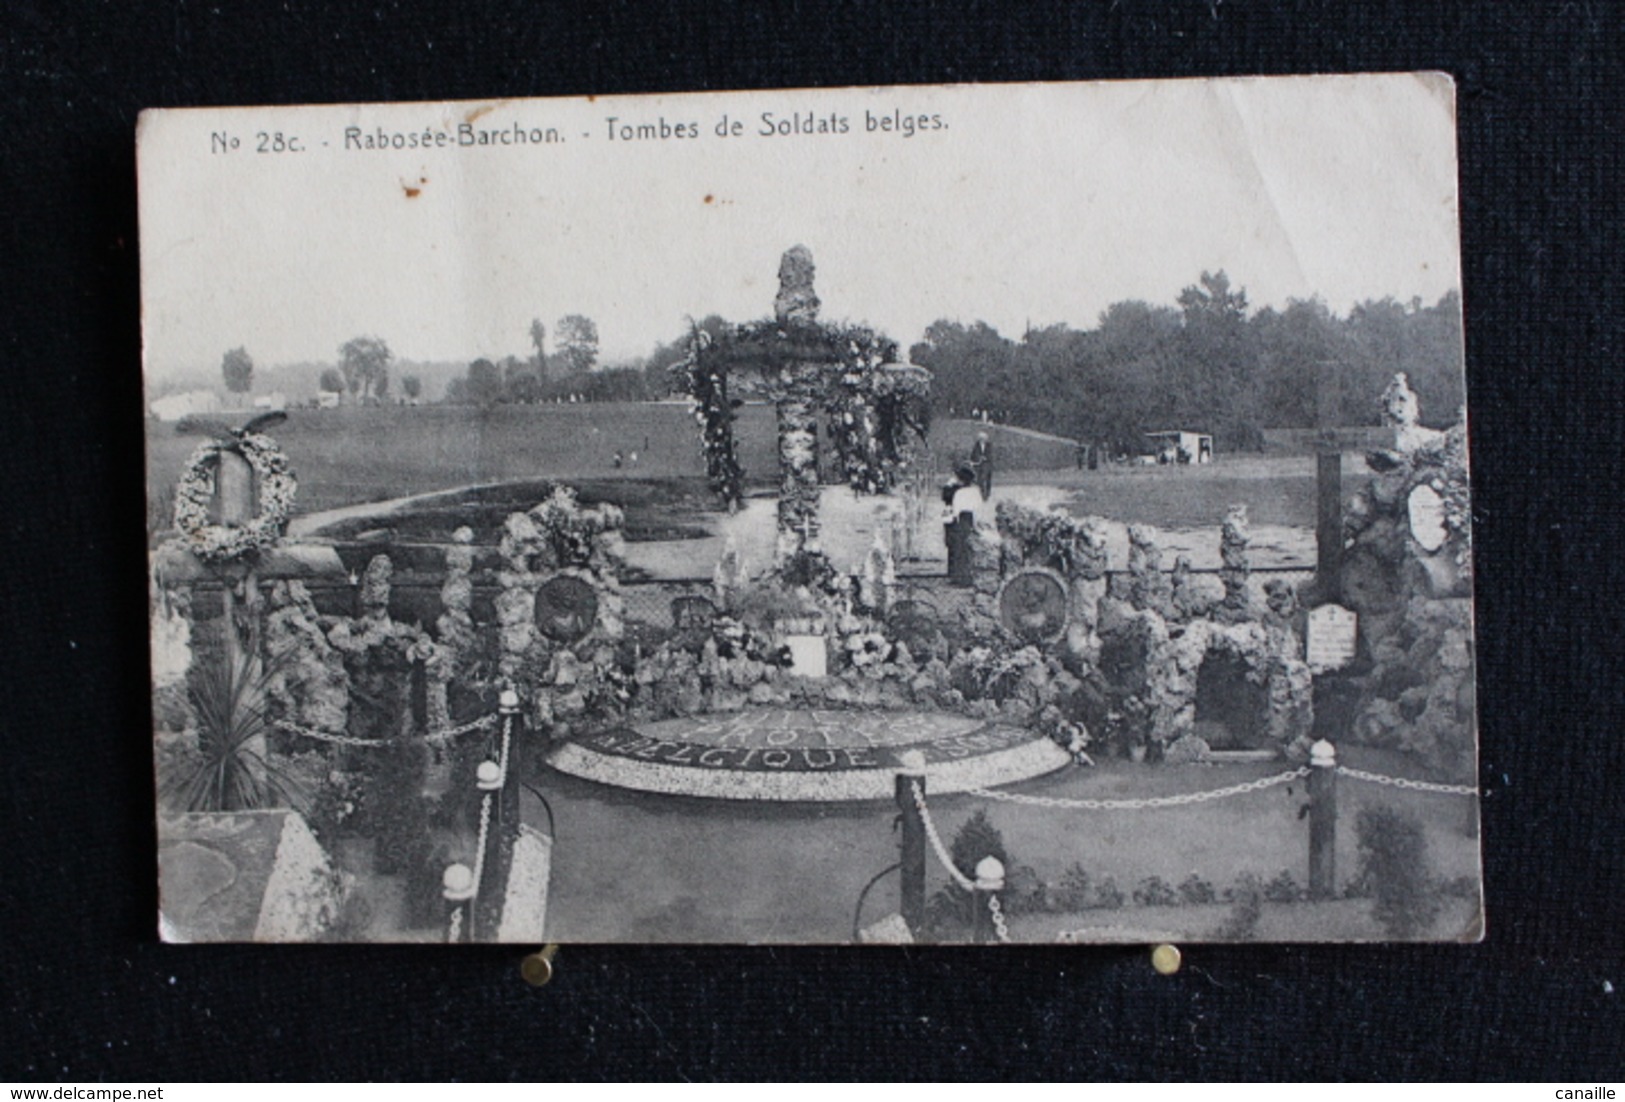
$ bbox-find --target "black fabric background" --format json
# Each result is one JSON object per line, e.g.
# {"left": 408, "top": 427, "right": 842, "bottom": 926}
{"left": 2, "top": 0, "right": 1621, "bottom": 1082}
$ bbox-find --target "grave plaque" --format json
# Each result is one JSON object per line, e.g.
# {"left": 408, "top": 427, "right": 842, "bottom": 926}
{"left": 534, "top": 575, "right": 599, "bottom": 643}
{"left": 998, "top": 570, "right": 1069, "bottom": 643}
{"left": 1306, "top": 603, "right": 1359, "bottom": 673}
{"left": 784, "top": 634, "right": 828, "bottom": 679}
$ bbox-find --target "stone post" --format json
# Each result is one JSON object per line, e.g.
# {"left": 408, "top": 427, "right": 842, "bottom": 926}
{"left": 774, "top": 382, "right": 823, "bottom": 558}
{"left": 1308, "top": 738, "right": 1338, "bottom": 900}
{"left": 212, "top": 444, "right": 263, "bottom": 773}
{"left": 971, "top": 856, "right": 1006, "bottom": 944}
{"left": 1217, "top": 504, "right": 1253, "bottom": 622}
{"left": 771, "top": 245, "right": 825, "bottom": 564}
{"left": 442, "top": 862, "right": 474, "bottom": 943}
{"left": 894, "top": 750, "right": 927, "bottom": 934}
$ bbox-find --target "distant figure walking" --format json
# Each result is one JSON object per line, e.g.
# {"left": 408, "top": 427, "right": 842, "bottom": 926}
{"left": 970, "top": 432, "right": 994, "bottom": 500}
{"left": 612, "top": 451, "right": 624, "bottom": 469}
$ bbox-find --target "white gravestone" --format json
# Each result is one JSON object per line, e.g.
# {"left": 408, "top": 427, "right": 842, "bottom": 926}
{"left": 1306, "top": 604, "right": 1359, "bottom": 673}
{"left": 785, "top": 634, "right": 828, "bottom": 679}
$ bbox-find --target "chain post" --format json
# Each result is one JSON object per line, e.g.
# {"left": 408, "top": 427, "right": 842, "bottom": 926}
{"left": 1308, "top": 738, "right": 1338, "bottom": 900}
{"left": 894, "top": 751, "right": 928, "bottom": 935}
{"left": 474, "top": 689, "right": 525, "bottom": 940}
{"left": 971, "top": 856, "right": 1005, "bottom": 944}
{"left": 442, "top": 862, "right": 474, "bottom": 943}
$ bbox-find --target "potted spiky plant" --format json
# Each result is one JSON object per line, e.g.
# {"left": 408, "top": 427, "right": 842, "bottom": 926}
{"left": 165, "top": 650, "right": 303, "bottom": 813}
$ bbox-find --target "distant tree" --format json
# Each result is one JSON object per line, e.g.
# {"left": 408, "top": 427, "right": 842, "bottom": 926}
{"left": 318, "top": 367, "right": 345, "bottom": 396}
{"left": 894, "top": 274, "right": 1461, "bottom": 457}
{"left": 402, "top": 375, "right": 422, "bottom": 401}
{"left": 529, "top": 318, "right": 548, "bottom": 376}
{"left": 222, "top": 346, "right": 254, "bottom": 395}
{"left": 1249, "top": 298, "right": 1350, "bottom": 430}
{"left": 338, "top": 336, "right": 393, "bottom": 401}
{"left": 1176, "top": 270, "right": 1259, "bottom": 448}
{"left": 908, "top": 320, "right": 1019, "bottom": 421}
{"left": 466, "top": 358, "right": 504, "bottom": 405}
{"left": 555, "top": 314, "right": 600, "bottom": 374}
{"left": 503, "top": 355, "right": 541, "bottom": 403}
{"left": 444, "top": 376, "right": 469, "bottom": 405}
{"left": 507, "top": 372, "right": 542, "bottom": 404}
{"left": 639, "top": 314, "right": 729, "bottom": 398}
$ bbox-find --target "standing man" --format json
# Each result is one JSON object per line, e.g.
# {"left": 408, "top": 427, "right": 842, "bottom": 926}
{"left": 970, "top": 431, "right": 994, "bottom": 500}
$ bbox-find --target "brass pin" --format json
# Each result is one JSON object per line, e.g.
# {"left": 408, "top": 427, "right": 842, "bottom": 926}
{"left": 520, "top": 944, "right": 560, "bottom": 987}
{"left": 1150, "top": 943, "right": 1182, "bottom": 976}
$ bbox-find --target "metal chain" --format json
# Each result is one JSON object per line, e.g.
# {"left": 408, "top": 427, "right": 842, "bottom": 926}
{"left": 498, "top": 713, "right": 513, "bottom": 782}
{"left": 471, "top": 791, "right": 493, "bottom": 906}
{"left": 1336, "top": 765, "right": 1478, "bottom": 796}
{"left": 987, "top": 893, "right": 1011, "bottom": 944}
{"left": 274, "top": 712, "right": 495, "bottom": 749}
{"left": 423, "top": 713, "right": 498, "bottom": 746}
{"left": 447, "top": 904, "right": 464, "bottom": 944}
{"left": 911, "top": 782, "right": 974, "bottom": 891}
{"left": 272, "top": 720, "right": 394, "bottom": 748}
{"left": 961, "top": 767, "right": 1311, "bottom": 811}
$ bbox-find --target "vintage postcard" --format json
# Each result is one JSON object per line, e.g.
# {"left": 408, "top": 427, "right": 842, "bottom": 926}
{"left": 140, "top": 75, "right": 1480, "bottom": 944}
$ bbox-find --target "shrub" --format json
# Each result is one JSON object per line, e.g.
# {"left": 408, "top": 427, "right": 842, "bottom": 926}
{"left": 1093, "top": 876, "right": 1125, "bottom": 910}
{"left": 919, "top": 810, "right": 1012, "bottom": 941}
{"left": 1133, "top": 875, "right": 1179, "bottom": 908}
{"left": 1264, "top": 869, "right": 1304, "bottom": 904}
{"left": 1177, "top": 873, "right": 1217, "bottom": 906}
{"left": 1213, "top": 873, "right": 1264, "bottom": 940}
{"left": 1355, "top": 805, "right": 1441, "bottom": 937}
{"left": 1002, "top": 863, "right": 1048, "bottom": 916}
{"left": 949, "top": 809, "right": 1009, "bottom": 883}
{"left": 1051, "top": 863, "right": 1093, "bottom": 912}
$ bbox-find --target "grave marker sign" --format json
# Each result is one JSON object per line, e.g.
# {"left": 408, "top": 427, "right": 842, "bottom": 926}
{"left": 1306, "top": 603, "right": 1359, "bottom": 673}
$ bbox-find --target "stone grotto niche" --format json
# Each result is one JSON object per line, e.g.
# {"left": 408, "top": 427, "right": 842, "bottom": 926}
{"left": 1190, "top": 645, "right": 1270, "bottom": 750}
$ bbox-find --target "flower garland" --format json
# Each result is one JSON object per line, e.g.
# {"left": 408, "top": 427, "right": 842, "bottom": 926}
{"left": 994, "top": 500, "right": 1108, "bottom": 580}
{"left": 172, "top": 432, "right": 297, "bottom": 563}
{"left": 672, "top": 326, "right": 746, "bottom": 510}
{"left": 530, "top": 485, "right": 624, "bottom": 568}
{"left": 677, "top": 317, "right": 930, "bottom": 501}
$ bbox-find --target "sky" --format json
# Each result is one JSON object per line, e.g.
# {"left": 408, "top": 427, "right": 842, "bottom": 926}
{"left": 139, "top": 74, "right": 1462, "bottom": 380}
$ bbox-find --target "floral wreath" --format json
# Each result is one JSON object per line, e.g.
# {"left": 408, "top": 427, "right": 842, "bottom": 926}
{"left": 172, "top": 432, "right": 297, "bottom": 563}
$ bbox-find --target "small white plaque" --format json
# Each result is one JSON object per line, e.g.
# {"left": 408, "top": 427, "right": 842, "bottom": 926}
{"left": 785, "top": 633, "right": 828, "bottom": 679}
{"left": 1408, "top": 484, "right": 1449, "bottom": 552}
{"left": 1306, "top": 603, "right": 1359, "bottom": 673}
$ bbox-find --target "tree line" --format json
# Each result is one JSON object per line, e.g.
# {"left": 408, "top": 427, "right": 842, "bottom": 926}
{"left": 218, "top": 272, "right": 1464, "bottom": 443}
{"left": 908, "top": 272, "right": 1465, "bottom": 452}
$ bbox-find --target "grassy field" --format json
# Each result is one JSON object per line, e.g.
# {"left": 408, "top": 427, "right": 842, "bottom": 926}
{"left": 146, "top": 402, "right": 1350, "bottom": 535}
{"left": 146, "top": 402, "right": 770, "bottom": 517}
